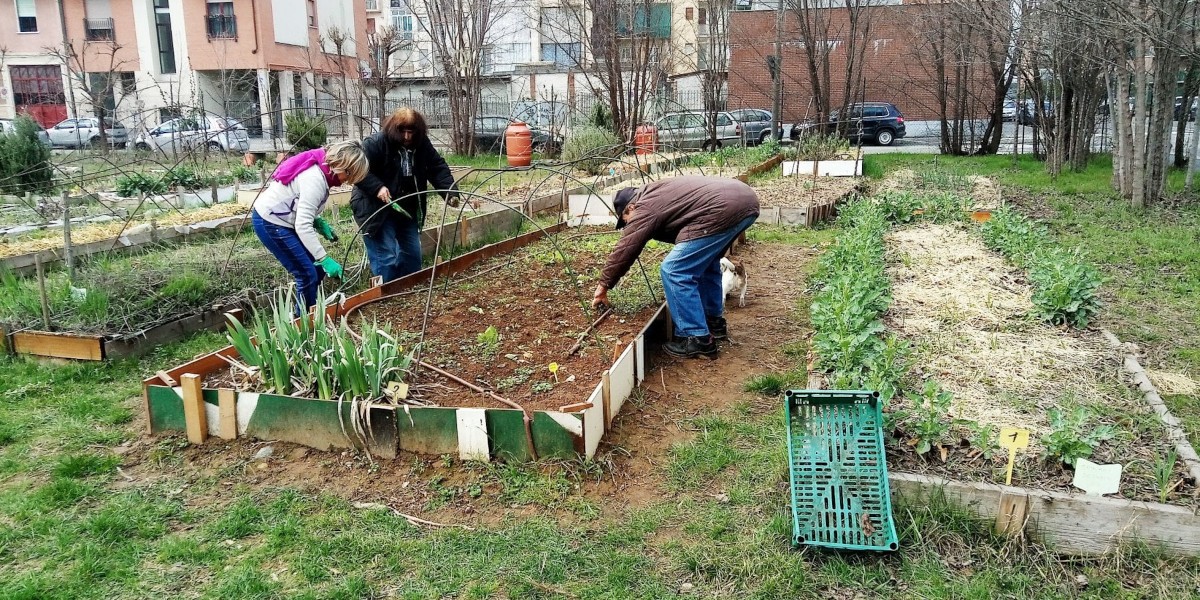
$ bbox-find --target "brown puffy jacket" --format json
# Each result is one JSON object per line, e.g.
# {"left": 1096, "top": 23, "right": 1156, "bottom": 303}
{"left": 600, "top": 176, "right": 760, "bottom": 289}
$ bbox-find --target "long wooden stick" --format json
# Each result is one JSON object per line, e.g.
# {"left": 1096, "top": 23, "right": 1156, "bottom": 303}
{"left": 567, "top": 308, "right": 613, "bottom": 356}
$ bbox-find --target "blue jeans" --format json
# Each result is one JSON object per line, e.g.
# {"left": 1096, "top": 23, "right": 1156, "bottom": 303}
{"left": 253, "top": 212, "right": 323, "bottom": 309}
{"left": 363, "top": 218, "right": 422, "bottom": 282}
{"left": 661, "top": 215, "right": 758, "bottom": 338}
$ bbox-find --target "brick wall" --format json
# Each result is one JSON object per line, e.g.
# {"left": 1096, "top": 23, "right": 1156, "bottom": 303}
{"left": 728, "top": 4, "right": 996, "bottom": 123}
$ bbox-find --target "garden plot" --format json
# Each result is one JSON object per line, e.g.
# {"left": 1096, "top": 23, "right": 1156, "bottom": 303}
{"left": 345, "top": 229, "right": 665, "bottom": 412}
{"left": 884, "top": 222, "right": 1195, "bottom": 505}
{"left": 750, "top": 176, "right": 860, "bottom": 208}
{"left": 877, "top": 168, "right": 1001, "bottom": 208}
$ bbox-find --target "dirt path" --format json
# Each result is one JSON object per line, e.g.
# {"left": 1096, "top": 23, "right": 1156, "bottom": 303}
{"left": 122, "top": 239, "right": 817, "bottom": 523}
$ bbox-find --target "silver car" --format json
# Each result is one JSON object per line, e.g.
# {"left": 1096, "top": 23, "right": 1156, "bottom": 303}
{"left": 655, "top": 111, "right": 743, "bottom": 151}
{"left": 47, "top": 117, "right": 128, "bottom": 148}
{"left": 134, "top": 115, "right": 250, "bottom": 154}
{"left": 0, "top": 118, "right": 51, "bottom": 146}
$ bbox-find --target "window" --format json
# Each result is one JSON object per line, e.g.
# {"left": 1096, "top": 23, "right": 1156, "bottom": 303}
{"left": 390, "top": 9, "right": 413, "bottom": 39}
{"left": 698, "top": 8, "right": 706, "bottom": 24}
{"left": 119, "top": 72, "right": 136, "bottom": 95}
{"left": 153, "top": 0, "right": 176, "bottom": 74}
{"left": 540, "top": 43, "right": 580, "bottom": 69}
{"left": 685, "top": 7, "right": 692, "bottom": 20}
{"left": 365, "top": 0, "right": 378, "bottom": 9}
{"left": 715, "top": 113, "right": 732, "bottom": 126}
{"left": 307, "top": 0, "right": 316, "bottom": 27}
{"left": 15, "top": 0, "right": 36, "bottom": 32}
{"left": 206, "top": 2, "right": 237, "bottom": 39}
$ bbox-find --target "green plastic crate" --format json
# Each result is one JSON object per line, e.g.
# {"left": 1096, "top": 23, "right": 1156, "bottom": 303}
{"left": 785, "top": 389, "right": 898, "bottom": 551}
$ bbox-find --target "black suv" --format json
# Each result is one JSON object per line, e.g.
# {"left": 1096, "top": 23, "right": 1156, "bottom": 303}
{"left": 791, "top": 102, "right": 906, "bottom": 146}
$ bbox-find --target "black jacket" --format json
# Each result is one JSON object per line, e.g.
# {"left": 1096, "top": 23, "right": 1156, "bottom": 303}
{"left": 351, "top": 132, "right": 457, "bottom": 236}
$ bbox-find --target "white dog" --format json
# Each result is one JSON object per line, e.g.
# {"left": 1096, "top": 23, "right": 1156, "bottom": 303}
{"left": 720, "top": 257, "right": 748, "bottom": 307}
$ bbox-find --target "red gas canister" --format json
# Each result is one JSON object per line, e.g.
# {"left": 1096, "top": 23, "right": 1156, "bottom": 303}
{"left": 504, "top": 121, "right": 533, "bottom": 167}
{"left": 634, "top": 124, "right": 658, "bottom": 155}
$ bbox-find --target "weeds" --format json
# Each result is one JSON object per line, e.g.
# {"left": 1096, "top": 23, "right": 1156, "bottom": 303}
{"left": 903, "top": 380, "right": 954, "bottom": 456}
{"left": 743, "top": 373, "right": 790, "bottom": 396}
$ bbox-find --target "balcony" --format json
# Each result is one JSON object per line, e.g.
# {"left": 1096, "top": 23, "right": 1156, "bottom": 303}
{"left": 83, "top": 18, "right": 114, "bottom": 41}
{"left": 207, "top": 14, "right": 238, "bottom": 40}
{"left": 614, "top": 3, "right": 671, "bottom": 39}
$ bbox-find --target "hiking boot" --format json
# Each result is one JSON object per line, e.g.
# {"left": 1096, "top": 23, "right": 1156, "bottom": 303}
{"left": 706, "top": 316, "right": 728, "bottom": 340}
{"left": 664, "top": 335, "right": 718, "bottom": 359}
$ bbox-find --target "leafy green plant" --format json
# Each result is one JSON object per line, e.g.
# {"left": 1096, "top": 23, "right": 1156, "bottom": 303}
{"left": 1042, "top": 406, "right": 1116, "bottom": 466}
{"left": 964, "top": 421, "right": 1000, "bottom": 460}
{"left": 1154, "top": 450, "right": 1178, "bottom": 503}
{"left": 863, "top": 335, "right": 911, "bottom": 404}
{"left": 907, "top": 380, "right": 954, "bottom": 455}
{"left": 981, "top": 208, "right": 1102, "bottom": 328}
{"left": 562, "top": 126, "right": 621, "bottom": 175}
{"left": 115, "top": 172, "right": 167, "bottom": 197}
{"left": 587, "top": 102, "right": 614, "bottom": 133}
{"left": 230, "top": 164, "right": 260, "bottom": 183}
{"left": 226, "top": 290, "right": 414, "bottom": 401}
{"left": 1028, "top": 249, "right": 1102, "bottom": 328}
{"left": 285, "top": 111, "right": 328, "bottom": 151}
{"left": 497, "top": 367, "right": 534, "bottom": 391}
{"left": 477, "top": 325, "right": 500, "bottom": 357}
{"left": 0, "top": 114, "right": 53, "bottom": 194}
{"left": 162, "top": 165, "right": 207, "bottom": 190}
{"left": 531, "top": 381, "right": 554, "bottom": 394}
{"left": 788, "top": 132, "right": 851, "bottom": 161}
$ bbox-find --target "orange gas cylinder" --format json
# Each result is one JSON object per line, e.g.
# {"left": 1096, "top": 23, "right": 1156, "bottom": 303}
{"left": 634, "top": 124, "right": 658, "bottom": 155}
{"left": 504, "top": 121, "right": 533, "bottom": 167}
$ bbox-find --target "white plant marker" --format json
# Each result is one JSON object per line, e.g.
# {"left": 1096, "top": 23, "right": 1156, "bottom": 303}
{"left": 1072, "top": 458, "right": 1122, "bottom": 497}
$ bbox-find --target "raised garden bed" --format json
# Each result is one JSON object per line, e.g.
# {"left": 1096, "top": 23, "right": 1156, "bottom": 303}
{"left": 143, "top": 224, "right": 671, "bottom": 461}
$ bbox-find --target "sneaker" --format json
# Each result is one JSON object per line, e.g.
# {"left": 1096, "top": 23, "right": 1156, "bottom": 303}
{"left": 706, "top": 316, "right": 728, "bottom": 340}
{"left": 664, "top": 335, "right": 719, "bottom": 358}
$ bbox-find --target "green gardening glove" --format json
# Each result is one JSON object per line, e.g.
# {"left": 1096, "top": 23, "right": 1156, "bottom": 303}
{"left": 313, "top": 216, "right": 338, "bottom": 242}
{"left": 316, "top": 256, "right": 343, "bottom": 279}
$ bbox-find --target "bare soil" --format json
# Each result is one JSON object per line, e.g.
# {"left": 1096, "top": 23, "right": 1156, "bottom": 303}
{"left": 123, "top": 239, "right": 816, "bottom": 522}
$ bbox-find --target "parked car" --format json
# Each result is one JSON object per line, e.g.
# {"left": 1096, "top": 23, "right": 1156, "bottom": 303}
{"left": 1174, "top": 96, "right": 1197, "bottom": 122}
{"left": 47, "top": 117, "right": 128, "bottom": 148}
{"left": 654, "top": 111, "right": 743, "bottom": 151}
{"left": 0, "top": 118, "right": 51, "bottom": 146}
{"left": 1002, "top": 100, "right": 1019, "bottom": 122}
{"left": 1017, "top": 100, "right": 1054, "bottom": 126}
{"left": 791, "top": 102, "right": 906, "bottom": 146}
{"left": 473, "top": 116, "right": 562, "bottom": 154}
{"left": 134, "top": 115, "right": 250, "bottom": 154}
{"left": 728, "top": 108, "right": 777, "bottom": 145}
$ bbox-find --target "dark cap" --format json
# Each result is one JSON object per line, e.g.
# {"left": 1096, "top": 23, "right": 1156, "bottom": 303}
{"left": 613, "top": 187, "right": 637, "bottom": 230}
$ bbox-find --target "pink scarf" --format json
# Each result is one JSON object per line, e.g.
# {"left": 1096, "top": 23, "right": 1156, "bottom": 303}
{"left": 271, "top": 148, "right": 340, "bottom": 187}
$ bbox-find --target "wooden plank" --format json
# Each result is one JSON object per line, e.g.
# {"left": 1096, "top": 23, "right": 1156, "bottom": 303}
{"left": 218, "top": 388, "right": 237, "bottom": 441}
{"left": 456, "top": 408, "right": 490, "bottom": 462}
{"left": 105, "top": 303, "right": 249, "bottom": 360}
{"left": 601, "top": 371, "right": 612, "bottom": 430}
{"left": 995, "top": 491, "right": 1030, "bottom": 537}
{"left": 583, "top": 383, "right": 605, "bottom": 459}
{"left": 180, "top": 373, "right": 207, "bottom": 444}
{"left": 12, "top": 330, "right": 104, "bottom": 361}
{"left": 890, "top": 472, "right": 1200, "bottom": 557}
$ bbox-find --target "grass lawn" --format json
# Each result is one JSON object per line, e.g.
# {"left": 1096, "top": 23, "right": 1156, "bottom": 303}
{"left": 3, "top": 219, "right": 1199, "bottom": 597}
{"left": 864, "top": 153, "right": 1200, "bottom": 449}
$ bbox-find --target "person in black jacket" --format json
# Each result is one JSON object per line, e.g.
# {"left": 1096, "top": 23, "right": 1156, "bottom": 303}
{"left": 352, "top": 108, "right": 458, "bottom": 282}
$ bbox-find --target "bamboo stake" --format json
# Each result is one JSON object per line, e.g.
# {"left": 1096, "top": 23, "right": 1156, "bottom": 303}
{"left": 61, "top": 191, "right": 73, "bottom": 282}
{"left": 34, "top": 254, "right": 51, "bottom": 330}
{"left": 567, "top": 308, "right": 613, "bottom": 356}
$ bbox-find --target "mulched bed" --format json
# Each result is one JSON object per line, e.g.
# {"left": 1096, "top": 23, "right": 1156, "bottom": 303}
{"left": 750, "top": 176, "right": 861, "bottom": 208}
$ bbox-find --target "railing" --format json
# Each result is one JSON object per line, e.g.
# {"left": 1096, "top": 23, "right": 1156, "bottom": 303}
{"left": 206, "top": 14, "right": 237, "bottom": 39}
{"left": 83, "top": 18, "right": 114, "bottom": 41}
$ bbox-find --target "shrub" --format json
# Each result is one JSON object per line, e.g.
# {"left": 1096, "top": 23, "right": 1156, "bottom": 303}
{"left": 0, "top": 115, "right": 53, "bottom": 195}
{"left": 587, "top": 102, "right": 614, "bottom": 133}
{"left": 115, "top": 172, "right": 167, "bottom": 197}
{"left": 284, "top": 111, "right": 328, "bottom": 151}
{"left": 562, "top": 126, "right": 621, "bottom": 175}
{"left": 230, "top": 164, "right": 260, "bottom": 183}
{"left": 162, "top": 165, "right": 207, "bottom": 190}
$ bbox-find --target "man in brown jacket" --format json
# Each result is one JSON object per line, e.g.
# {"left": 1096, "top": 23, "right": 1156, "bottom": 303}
{"left": 592, "top": 176, "right": 760, "bottom": 358}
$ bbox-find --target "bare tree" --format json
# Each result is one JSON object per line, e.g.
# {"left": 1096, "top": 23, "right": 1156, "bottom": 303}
{"left": 46, "top": 38, "right": 133, "bottom": 149}
{"left": 784, "top": 0, "right": 875, "bottom": 130}
{"left": 547, "top": 0, "right": 674, "bottom": 141}
{"left": 699, "top": 0, "right": 731, "bottom": 144}
{"left": 418, "top": 0, "right": 509, "bottom": 154}
{"left": 360, "top": 25, "right": 417, "bottom": 131}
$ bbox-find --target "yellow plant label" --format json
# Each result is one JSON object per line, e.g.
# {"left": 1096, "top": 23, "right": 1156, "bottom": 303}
{"left": 999, "top": 427, "right": 1030, "bottom": 450}
{"left": 548, "top": 362, "right": 559, "bottom": 374}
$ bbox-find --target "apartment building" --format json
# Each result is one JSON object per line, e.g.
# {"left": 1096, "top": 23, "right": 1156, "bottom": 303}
{"left": 361, "top": 0, "right": 722, "bottom": 124}
{"left": 1, "top": 0, "right": 366, "bottom": 138}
